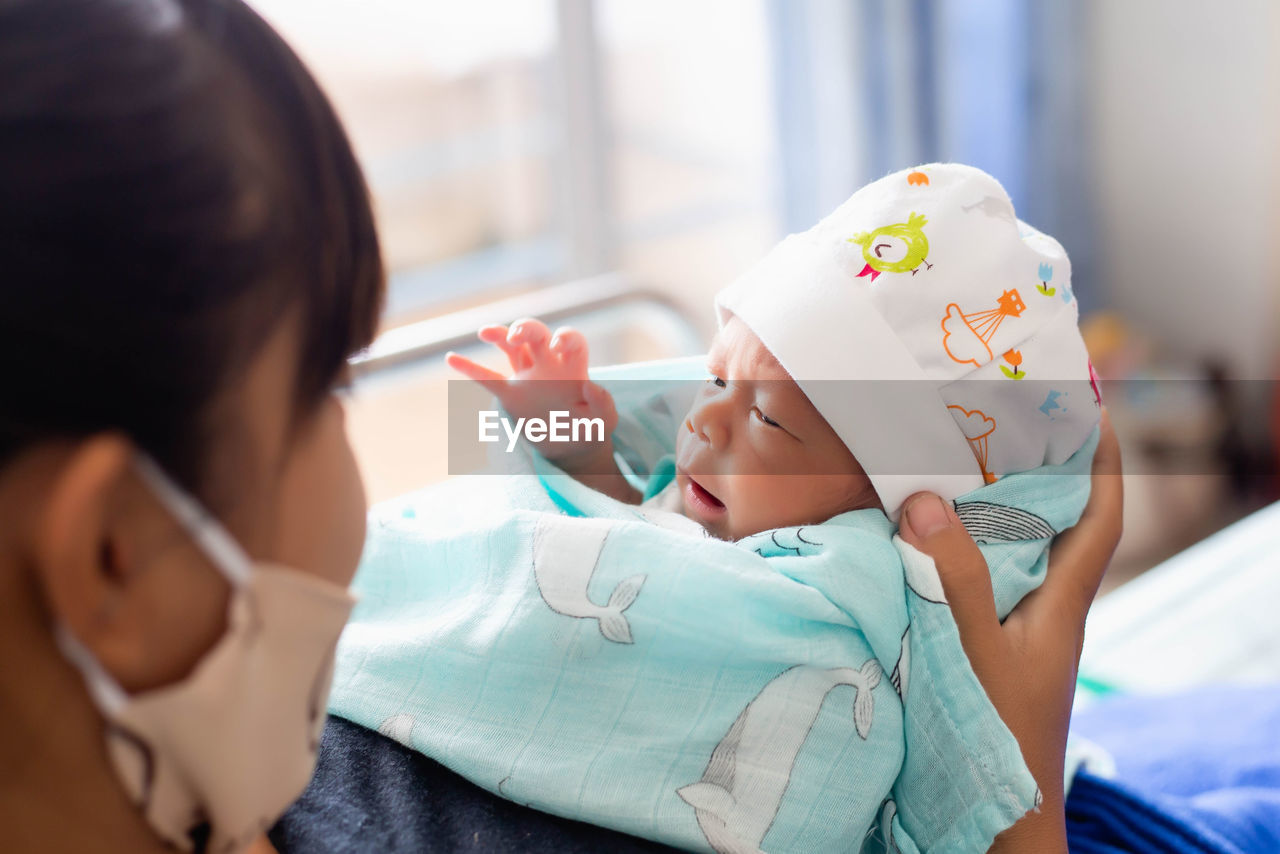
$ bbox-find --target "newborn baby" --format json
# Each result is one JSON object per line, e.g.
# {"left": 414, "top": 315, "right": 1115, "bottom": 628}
{"left": 335, "top": 164, "right": 1100, "bottom": 854}
{"left": 448, "top": 166, "right": 1092, "bottom": 541}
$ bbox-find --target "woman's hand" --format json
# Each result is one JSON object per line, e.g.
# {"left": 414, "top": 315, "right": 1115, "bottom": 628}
{"left": 899, "top": 409, "right": 1123, "bottom": 852}
{"left": 447, "top": 318, "right": 619, "bottom": 468}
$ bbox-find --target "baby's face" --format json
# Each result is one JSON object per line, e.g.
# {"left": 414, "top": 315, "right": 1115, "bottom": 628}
{"left": 674, "top": 317, "right": 878, "bottom": 541}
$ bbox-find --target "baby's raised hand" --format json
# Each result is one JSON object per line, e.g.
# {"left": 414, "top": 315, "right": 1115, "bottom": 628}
{"left": 447, "top": 318, "right": 618, "bottom": 465}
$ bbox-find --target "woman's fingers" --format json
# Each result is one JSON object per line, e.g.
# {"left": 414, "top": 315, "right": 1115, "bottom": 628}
{"left": 1033, "top": 409, "right": 1124, "bottom": 631}
{"left": 899, "top": 493, "right": 1003, "bottom": 666}
{"left": 445, "top": 352, "right": 510, "bottom": 397}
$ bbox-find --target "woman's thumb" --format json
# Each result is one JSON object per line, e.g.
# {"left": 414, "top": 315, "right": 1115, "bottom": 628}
{"left": 899, "top": 493, "right": 1001, "bottom": 655}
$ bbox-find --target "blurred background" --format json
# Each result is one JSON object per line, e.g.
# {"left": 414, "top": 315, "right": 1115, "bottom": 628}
{"left": 251, "top": 0, "right": 1280, "bottom": 587}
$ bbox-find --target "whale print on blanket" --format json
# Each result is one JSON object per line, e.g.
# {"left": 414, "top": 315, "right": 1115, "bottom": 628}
{"left": 954, "top": 500, "right": 1055, "bottom": 544}
{"left": 678, "top": 660, "right": 883, "bottom": 854}
{"left": 531, "top": 516, "right": 646, "bottom": 644}
{"left": 861, "top": 799, "right": 902, "bottom": 854}
{"left": 890, "top": 627, "right": 911, "bottom": 700}
{"left": 378, "top": 713, "right": 416, "bottom": 745}
{"left": 738, "top": 526, "right": 824, "bottom": 558}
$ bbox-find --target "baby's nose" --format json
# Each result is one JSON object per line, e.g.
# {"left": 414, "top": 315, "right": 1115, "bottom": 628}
{"left": 687, "top": 411, "right": 727, "bottom": 449}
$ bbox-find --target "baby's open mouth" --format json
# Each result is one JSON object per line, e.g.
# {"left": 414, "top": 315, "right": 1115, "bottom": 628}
{"left": 684, "top": 475, "right": 726, "bottom": 517}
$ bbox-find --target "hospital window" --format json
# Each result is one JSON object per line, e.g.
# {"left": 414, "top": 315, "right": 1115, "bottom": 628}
{"left": 249, "top": 0, "right": 780, "bottom": 330}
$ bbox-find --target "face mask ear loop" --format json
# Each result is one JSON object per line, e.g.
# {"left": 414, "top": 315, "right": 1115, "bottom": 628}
{"left": 54, "top": 624, "right": 130, "bottom": 715}
{"left": 133, "top": 455, "right": 254, "bottom": 588}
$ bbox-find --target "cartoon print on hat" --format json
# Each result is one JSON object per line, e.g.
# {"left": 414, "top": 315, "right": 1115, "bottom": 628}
{"left": 999, "top": 349, "right": 1025, "bottom": 380}
{"left": 1039, "top": 390, "right": 1066, "bottom": 420}
{"left": 715, "top": 163, "right": 1099, "bottom": 515}
{"left": 847, "top": 212, "right": 932, "bottom": 281}
{"left": 941, "top": 289, "right": 1026, "bottom": 366}
{"left": 947, "top": 404, "right": 999, "bottom": 484}
{"left": 1036, "top": 263, "right": 1056, "bottom": 296}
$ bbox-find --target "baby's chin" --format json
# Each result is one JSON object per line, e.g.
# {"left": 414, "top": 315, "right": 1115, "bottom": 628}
{"left": 676, "top": 494, "right": 797, "bottom": 543}
{"left": 688, "top": 514, "right": 795, "bottom": 543}
{"left": 687, "top": 514, "right": 731, "bottom": 541}
{"left": 687, "top": 501, "right": 878, "bottom": 543}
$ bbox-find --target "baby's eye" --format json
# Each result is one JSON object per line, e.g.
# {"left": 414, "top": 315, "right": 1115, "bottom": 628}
{"left": 754, "top": 408, "right": 782, "bottom": 429}
{"left": 709, "top": 375, "right": 727, "bottom": 388}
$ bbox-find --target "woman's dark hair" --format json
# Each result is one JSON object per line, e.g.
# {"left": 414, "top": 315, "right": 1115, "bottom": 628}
{"left": 0, "top": 0, "right": 384, "bottom": 495}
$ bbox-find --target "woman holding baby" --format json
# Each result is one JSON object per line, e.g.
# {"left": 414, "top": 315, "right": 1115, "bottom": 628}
{"left": 0, "top": 1, "right": 1120, "bottom": 851}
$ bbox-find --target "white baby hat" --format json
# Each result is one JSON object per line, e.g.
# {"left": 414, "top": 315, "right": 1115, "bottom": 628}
{"left": 715, "top": 163, "right": 1099, "bottom": 518}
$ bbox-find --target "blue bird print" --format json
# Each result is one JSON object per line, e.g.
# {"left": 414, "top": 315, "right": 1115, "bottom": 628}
{"left": 1038, "top": 390, "right": 1065, "bottom": 420}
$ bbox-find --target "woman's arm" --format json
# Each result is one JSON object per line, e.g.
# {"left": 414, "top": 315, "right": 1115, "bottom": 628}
{"left": 899, "top": 410, "right": 1123, "bottom": 852}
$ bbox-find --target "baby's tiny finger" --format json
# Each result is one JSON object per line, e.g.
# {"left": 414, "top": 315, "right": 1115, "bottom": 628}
{"left": 509, "top": 319, "right": 551, "bottom": 370}
{"left": 477, "top": 325, "right": 525, "bottom": 371}
{"left": 446, "top": 351, "right": 509, "bottom": 396}
{"left": 510, "top": 318, "right": 550, "bottom": 347}
{"left": 550, "top": 327, "right": 588, "bottom": 374}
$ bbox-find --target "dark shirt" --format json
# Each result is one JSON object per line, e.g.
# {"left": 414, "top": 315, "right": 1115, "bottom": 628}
{"left": 271, "top": 717, "right": 681, "bottom": 854}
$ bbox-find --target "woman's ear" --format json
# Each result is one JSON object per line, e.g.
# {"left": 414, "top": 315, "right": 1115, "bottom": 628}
{"left": 32, "top": 434, "right": 136, "bottom": 656}
{"left": 32, "top": 436, "right": 233, "bottom": 694}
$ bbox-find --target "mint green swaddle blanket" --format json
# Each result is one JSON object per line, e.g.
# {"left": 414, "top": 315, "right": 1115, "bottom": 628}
{"left": 329, "top": 358, "right": 1096, "bottom": 853}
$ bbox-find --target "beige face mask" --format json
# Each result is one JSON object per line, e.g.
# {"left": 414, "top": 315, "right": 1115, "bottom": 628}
{"left": 56, "top": 457, "right": 356, "bottom": 854}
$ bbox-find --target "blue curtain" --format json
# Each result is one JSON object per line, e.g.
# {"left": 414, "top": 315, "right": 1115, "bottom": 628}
{"left": 769, "top": 0, "right": 1097, "bottom": 308}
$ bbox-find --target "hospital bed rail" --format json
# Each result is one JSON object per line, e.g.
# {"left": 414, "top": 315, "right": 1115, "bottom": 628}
{"left": 351, "top": 273, "right": 704, "bottom": 380}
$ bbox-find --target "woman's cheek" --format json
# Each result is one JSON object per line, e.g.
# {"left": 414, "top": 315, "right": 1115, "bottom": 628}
{"left": 323, "top": 408, "right": 368, "bottom": 586}
{"left": 332, "top": 451, "right": 367, "bottom": 584}
{"left": 272, "top": 397, "right": 368, "bottom": 587}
